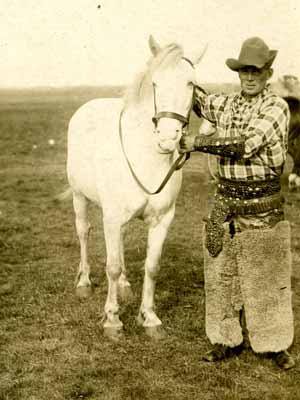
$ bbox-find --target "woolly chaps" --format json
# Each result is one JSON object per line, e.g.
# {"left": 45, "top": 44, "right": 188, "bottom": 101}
{"left": 204, "top": 220, "right": 294, "bottom": 353}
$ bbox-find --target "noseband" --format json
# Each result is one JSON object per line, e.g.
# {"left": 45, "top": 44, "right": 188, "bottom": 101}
{"left": 152, "top": 57, "right": 195, "bottom": 129}
{"left": 152, "top": 110, "right": 190, "bottom": 127}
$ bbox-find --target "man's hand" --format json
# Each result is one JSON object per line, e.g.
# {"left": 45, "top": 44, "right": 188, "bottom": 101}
{"left": 179, "top": 135, "right": 196, "bottom": 153}
{"left": 199, "top": 120, "right": 217, "bottom": 136}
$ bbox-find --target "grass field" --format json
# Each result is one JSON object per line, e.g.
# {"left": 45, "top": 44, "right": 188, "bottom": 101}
{"left": 0, "top": 88, "right": 300, "bottom": 400}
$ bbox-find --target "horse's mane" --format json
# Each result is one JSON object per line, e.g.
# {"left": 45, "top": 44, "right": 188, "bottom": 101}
{"left": 123, "top": 43, "right": 183, "bottom": 106}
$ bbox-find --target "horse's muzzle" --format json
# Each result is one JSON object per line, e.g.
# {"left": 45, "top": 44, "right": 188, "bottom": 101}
{"left": 157, "top": 139, "right": 178, "bottom": 154}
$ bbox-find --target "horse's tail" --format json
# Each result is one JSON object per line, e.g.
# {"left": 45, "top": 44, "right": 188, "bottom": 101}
{"left": 54, "top": 187, "right": 73, "bottom": 201}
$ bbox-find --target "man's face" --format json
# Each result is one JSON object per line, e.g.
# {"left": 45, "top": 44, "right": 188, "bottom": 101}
{"left": 238, "top": 66, "right": 273, "bottom": 97}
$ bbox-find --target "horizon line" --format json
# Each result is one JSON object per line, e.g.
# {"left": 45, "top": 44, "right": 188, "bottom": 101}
{"left": 0, "top": 82, "right": 242, "bottom": 90}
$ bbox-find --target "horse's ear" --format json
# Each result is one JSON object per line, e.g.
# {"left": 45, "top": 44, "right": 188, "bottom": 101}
{"left": 192, "top": 43, "right": 208, "bottom": 66}
{"left": 149, "top": 35, "right": 161, "bottom": 56}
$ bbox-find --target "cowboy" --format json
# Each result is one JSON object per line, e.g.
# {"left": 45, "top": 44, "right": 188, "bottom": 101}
{"left": 180, "top": 37, "right": 295, "bottom": 370}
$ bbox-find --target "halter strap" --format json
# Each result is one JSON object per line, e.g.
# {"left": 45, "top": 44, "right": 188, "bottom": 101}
{"left": 152, "top": 111, "right": 189, "bottom": 126}
{"left": 152, "top": 57, "right": 195, "bottom": 127}
{"left": 181, "top": 56, "right": 195, "bottom": 68}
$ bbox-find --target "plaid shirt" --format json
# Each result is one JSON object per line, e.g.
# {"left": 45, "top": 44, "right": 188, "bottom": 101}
{"left": 194, "top": 85, "right": 290, "bottom": 181}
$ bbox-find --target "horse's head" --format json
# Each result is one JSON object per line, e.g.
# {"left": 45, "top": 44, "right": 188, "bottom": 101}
{"left": 148, "top": 36, "right": 206, "bottom": 154}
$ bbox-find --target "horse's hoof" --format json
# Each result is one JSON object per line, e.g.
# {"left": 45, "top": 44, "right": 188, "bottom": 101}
{"left": 75, "top": 286, "right": 93, "bottom": 299}
{"left": 103, "top": 327, "right": 125, "bottom": 343}
{"left": 118, "top": 285, "right": 134, "bottom": 302}
{"left": 144, "top": 326, "right": 168, "bottom": 341}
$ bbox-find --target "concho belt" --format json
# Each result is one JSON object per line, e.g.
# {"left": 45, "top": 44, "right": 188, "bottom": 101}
{"left": 205, "top": 178, "right": 283, "bottom": 257}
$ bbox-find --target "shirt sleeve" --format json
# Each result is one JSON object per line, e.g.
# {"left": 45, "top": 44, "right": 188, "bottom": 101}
{"left": 243, "top": 97, "right": 290, "bottom": 159}
{"left": 193, "top": 86, "right": 227, "bottom": 123}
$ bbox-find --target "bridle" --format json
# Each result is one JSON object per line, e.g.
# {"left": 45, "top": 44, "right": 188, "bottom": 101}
{"left": 152, "top": 57, "right": 195, "bottom": 130}
{"left": 119, "top": 57, "right": 196, "bottom": 195}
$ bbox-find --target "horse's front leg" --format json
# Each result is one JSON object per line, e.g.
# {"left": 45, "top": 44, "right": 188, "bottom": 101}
{"left": 102, "top": 220, "right": 124, "bottom": 341}
{"left": 118, "top": 229, "right": 133, "bottom": 301}
{"left": 138, "top": 206, "right": 175, "bottom": 339}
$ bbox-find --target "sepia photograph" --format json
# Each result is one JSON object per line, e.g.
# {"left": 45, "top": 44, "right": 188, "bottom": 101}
{"left": 1, "top": 0, "right": 300, "bottom": 398}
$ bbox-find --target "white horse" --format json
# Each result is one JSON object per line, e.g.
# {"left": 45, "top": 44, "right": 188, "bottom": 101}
{"left": 67, "top": 36, "right": 204, "bottom": 340}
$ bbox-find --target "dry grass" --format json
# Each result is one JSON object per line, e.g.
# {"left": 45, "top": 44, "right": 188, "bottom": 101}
{"left": 0, "top": 90, "right": 300, "bottom": 400}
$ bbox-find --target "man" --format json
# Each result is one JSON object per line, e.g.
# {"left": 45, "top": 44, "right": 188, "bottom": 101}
{"left": 180, "top": 37, "right": 295, "bottom": 370}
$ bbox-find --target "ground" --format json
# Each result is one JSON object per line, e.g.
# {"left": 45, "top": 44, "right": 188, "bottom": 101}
{"left": 0, "top": 90, "right": 300, "bottom": 400}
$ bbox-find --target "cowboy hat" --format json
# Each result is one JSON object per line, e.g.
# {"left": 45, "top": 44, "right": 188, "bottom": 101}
{"left": 226, "top": 37, "right": 277, "bottom": 71}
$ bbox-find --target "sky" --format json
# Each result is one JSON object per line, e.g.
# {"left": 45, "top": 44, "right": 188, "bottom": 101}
{"left": 1, "top": 0, "right": 300, "bottom": 87}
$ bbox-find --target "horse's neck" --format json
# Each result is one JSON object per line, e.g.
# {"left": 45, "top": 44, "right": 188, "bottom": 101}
{"left": 123, "top": 97, "right": 154, "bottom": 133}
{"left": 121, "top": 100, "right": 177, "bottom": 180}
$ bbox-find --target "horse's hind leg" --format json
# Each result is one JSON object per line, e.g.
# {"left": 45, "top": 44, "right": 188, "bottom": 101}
{"left": 73, "top": 192, "right": 92, "bottom": 298}
{"left": 138, "top": 206, "right": 175, "bottom": 339}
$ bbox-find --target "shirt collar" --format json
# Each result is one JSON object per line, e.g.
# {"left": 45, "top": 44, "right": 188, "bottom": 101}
{"left": 238, "top": 84, "right": 270, "bottom": 105}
